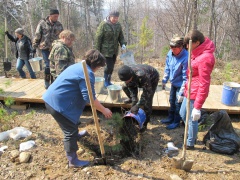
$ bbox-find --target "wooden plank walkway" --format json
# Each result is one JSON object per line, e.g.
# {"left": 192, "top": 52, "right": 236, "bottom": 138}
{"left": 0, "top": 78, "right": 240, "bottom": 114}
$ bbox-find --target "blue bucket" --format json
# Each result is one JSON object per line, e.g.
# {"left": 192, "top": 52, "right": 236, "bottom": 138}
{"left": 124, "top": 108, "right": 146, "bottom": 129}
{"left": 221, "top": 82, "right": 240, "bottom": 106}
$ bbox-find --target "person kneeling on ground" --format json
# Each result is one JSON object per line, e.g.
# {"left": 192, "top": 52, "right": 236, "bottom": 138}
{"left": 118, "top": 64, "right": 159, "bottom": 132}
{"left": 43, "top": 49, "right": 112, "bottom": 168}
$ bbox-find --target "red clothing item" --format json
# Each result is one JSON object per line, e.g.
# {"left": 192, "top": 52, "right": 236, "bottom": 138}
{"left": 184, "top": 37, "right": 215, "bottom": 109}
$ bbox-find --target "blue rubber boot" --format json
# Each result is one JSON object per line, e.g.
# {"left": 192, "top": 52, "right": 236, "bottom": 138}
{"left": 166, "top": 123, "right": 180, "bottom": 130}
{"left": 161, "top": 111, "right": 174, "bottom": 124}
{"left": 104, "top": 73, "right": 109, "bottom": 87}
{"left": 108, "top": 74, "right": 113, "bottom": 86}
{"left": 166, "top": 113, "right": 181, "bottom": 130}
{"left": 66, "top": 151, "right": 90, "bottom": 168}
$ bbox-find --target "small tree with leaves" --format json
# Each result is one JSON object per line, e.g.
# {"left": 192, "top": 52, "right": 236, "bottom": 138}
{"left": 138, "top": 16, "right": 153, "bottom": 64}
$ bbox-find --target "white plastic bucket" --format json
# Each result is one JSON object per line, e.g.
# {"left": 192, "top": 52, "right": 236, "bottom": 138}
{"left": 107, "top": 85, "right": 122, "bottom": 103}
{"left": 120, "top": 51, "right": 136, "bottom": 66}
{"left": 29, "top": 57, "right": 43, "bottom": 72}
{"left": 95, "top": 77, "right": 105, "bottom": 94}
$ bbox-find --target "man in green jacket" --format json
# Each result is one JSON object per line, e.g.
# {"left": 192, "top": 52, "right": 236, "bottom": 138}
{"left": 95, "top": 10, "right": 126, "bottom": 87}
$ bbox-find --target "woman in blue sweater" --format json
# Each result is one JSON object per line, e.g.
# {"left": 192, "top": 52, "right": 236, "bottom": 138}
{"left": 43, "top": 49, "right": 112, "bottom": 168}
{"left": 161, "top": 35, "right": 188, "bottom": 130}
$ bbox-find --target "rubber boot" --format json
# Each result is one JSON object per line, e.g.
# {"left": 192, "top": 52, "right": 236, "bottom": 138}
{"left": 66, "top": 151, "right": 90, "bottom": 168}
{"left": 104, "top": 72, "right": 109, "bottom": 87}
{"left": 166, "top": 113, "right": 181, "bottom": 130}
{"left": 44, "top": 74, "right": 51, "bottom": 89}
{"left": 161, "top": 111, "right": 174, "bottom": 124}
{"left": 107, "top": 74, "right": 113, "bottom": 86}
{"left": 44, "top": 67, "right": 51, "bottom": 89}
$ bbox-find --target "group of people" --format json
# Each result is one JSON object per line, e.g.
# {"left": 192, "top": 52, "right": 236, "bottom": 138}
{"left": 6, "top": 9, "right": 215, "bottom": 168}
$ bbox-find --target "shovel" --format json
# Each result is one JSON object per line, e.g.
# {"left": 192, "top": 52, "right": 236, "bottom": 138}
{"left": 4, "top": 16, "right": 12, "bottom": 77}
{"left": 173, "top": 40, "right": 194, "bottom": 172}
{"left": 82, "top": 60, "right": 114, "bottom": 166}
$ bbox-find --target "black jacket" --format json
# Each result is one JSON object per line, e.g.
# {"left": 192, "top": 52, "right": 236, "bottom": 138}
{"left": 6, "top": 33, "right": 33, "bottom": 59}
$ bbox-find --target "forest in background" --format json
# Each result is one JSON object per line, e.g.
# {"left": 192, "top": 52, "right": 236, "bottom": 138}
{"left": 0, "top": 0, "right": 239, "bottom": 62}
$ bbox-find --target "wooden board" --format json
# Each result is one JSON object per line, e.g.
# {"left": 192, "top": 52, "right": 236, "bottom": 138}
{"left": 0, "top": 78, "right": 239, "bottom": 114}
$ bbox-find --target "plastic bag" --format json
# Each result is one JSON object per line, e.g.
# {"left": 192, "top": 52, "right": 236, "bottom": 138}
{"left": 203, "top": 110, "right": 240, "bottom": 155}
{"left": 120, "top": 51, "right": 136, "bottom": 66}
{"left": 19, "top": 140, "right": 35, "bottom": 152}
{"left": 9, "top": 127, "right": 32, "bottom": 140}
{"left": 0, "top": 127, "right": 32, "bottom": 142}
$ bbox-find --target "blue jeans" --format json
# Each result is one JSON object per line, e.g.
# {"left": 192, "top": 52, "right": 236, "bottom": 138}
{"left": 179, "top": 97, "right": 198, "bottom": 146}
{"left": 16, "top": 58, "right": 36, "bottom": 79}
{"left": 169, "top": 85, "right": 181, "bottom": 123}
{"left": 41, "top": 49, "right": 50, "bottom": 68}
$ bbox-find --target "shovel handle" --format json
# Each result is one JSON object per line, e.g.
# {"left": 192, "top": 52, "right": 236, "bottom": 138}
{"left": 182, "top": 40, "right": 192, "bottom": 159}
{"left": 5, "top": 16, "right": 8, "bottom": 59}
{"left": 82, "top": 60, "right": 105, "bottom": 158}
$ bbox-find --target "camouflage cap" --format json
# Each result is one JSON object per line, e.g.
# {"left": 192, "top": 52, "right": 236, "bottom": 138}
{"left": 170, "top": 34, "right": 184, "bottom": 46}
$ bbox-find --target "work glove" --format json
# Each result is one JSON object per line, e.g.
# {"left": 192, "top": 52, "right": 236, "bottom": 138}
{"left": 162, "top": 83, "right": 166, "bottom": 90}
{"left": 130, "top": 104, "right": 139, "bottom": 115}
{"left": 177, "top": 95, "right": 184, "bottom": 103}
{"left": 5, "top": 31, "right": 9, "bottom": 35}
{"left": 191, "top": 108, "right": 201, "bottom": 121}
{"left": 121, "top": 44, "right": 126, "bottom": 50}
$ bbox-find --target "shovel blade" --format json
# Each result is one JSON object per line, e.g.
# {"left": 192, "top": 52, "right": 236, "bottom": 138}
{"left": 172, "top": 157, "right": 184, "bottom": 169}
{"left": 3, "top": 61, "right": 11, "bottom": 71}
{"left": 182, "top": 160, "right": 194, "bottom": 172}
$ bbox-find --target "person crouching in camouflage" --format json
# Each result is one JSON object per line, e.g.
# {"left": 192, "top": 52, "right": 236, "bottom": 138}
{"left": 49, "top": 30, "right": 75, "bottom": 83}
{"left": 118, "top": 64, "right": 159, "bottom": 132}
{"left": 32, "top": 9, "right": 63, "bottom": 89}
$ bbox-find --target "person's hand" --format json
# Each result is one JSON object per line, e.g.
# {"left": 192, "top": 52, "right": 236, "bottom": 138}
{"left": 102, "top": 108, "right": 112, "bottom": 119}
{"left": 121, "top": 44, "right": 126, "bottom": 50}
{"left": 177, "top": 95, "right": 184, "bottom": 103}
{"left": 130, "top": 104, "right": 139, "bottom": 114}
{"left": 32, "top": 48, "right": 36, "bottom": 54}
{"left": 191, "top": 108, "right": 201, "bottom": 121}
{"left": 5, "top": 31, "right": 9, "bottom": 35}
{"left": 29, "top": 53, "right": 34, "bottom": 59}
{"left": 162, "top": 83, "right": 166, "bottom": 90}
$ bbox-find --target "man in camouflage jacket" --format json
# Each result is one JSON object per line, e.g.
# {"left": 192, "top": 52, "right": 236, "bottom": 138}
{"left": 95, "top": 10, "right": 126, "bottom": 87}
{"left": 49, "top": 30, "right": 75, "bottom": 82}
{"left": 33, "top": 9, "right": 63, "bottom": 89}
{"left": 118, "top": 64, "right": 160, "bottom": 132}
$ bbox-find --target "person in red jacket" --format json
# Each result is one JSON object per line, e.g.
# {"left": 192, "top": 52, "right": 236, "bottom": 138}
{"left": 179, "top": 30, "right": 215, "bottom": 150}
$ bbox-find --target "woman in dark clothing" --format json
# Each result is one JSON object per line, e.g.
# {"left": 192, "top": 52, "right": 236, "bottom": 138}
{"left": 5, "top": 28, "right": 36, "bottom": 79}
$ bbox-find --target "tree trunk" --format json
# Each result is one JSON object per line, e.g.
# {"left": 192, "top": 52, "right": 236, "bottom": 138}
{"left": 208, "top": 0, "right": 215, "bottom": 39}
{"left": 123, "top": 0, "right": 130, "bottom": 43}
{"left": 192, "top": 0, "right": 198, "bottom": 30}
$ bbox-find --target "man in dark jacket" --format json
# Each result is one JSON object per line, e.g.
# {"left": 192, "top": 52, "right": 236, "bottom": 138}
{"left": 5, "top": 28, "right": 36, "bottom": 79}
{"left": 95, "top": 10, "right": 126, "bottom": 87}
{"left": 33, "top": 9, "right": 63, "bottom": 89}
{"left": 118, "top": 64, "right": 159, "bottom": 132}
